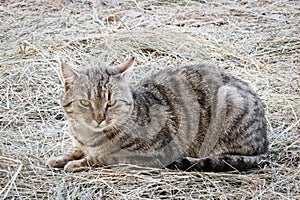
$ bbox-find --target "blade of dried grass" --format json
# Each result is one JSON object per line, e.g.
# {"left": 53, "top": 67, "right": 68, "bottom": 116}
{"left": 0, "top": 157, "right": 23, "bottom": 199}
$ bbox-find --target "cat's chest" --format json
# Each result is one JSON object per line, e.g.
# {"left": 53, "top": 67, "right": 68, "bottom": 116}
{"left": 70, "top": 126, "right": 113, "bottom": 153}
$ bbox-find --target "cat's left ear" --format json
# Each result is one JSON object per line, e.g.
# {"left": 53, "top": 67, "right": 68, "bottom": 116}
{"left": 109, "top": 57, "right": 135, "bottom": 77}
{"left": 61, "top": 63, "right": 78, "bottom": 90}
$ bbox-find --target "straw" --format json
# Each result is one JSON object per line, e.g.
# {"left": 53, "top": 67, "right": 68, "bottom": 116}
{"left": 0, "top": 0, "right": 299, "bottom": 199}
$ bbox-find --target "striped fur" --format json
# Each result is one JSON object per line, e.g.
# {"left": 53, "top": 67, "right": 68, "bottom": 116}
{"left": 46, "top": 58, "right": 268, "bottom": 172}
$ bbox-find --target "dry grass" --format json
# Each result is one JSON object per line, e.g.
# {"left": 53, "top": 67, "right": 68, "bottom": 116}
{"left": 0, "top": 0, "right": 299, "bottom": 199}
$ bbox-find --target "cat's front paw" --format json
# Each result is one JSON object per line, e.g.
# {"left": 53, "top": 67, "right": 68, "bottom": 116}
{"left": 64, "top": 158, "right": 89, "bottom": 172}
{"left": 46, "top": 156, "right": 70, "bottom": 168}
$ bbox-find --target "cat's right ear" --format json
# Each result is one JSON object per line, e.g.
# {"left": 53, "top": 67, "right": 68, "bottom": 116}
{"left": 61, "top": 63, "right": 78, "bottom": 90}
{"left": 109, "top": 57, "right": 135, "bottom": 77}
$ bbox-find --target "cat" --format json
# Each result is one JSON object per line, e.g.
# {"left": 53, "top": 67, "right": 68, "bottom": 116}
{"left": 46, "top": 57, "right": 268, "bottom": 172}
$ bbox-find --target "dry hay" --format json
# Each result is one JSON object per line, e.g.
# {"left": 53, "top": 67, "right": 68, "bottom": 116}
{"left": 0, "top": 0, "right": 299, "bottom": 199}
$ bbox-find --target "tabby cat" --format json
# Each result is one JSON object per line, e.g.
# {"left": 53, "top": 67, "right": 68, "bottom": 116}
{"left": 46, "top": 57, "right": 268, "bottom": 172}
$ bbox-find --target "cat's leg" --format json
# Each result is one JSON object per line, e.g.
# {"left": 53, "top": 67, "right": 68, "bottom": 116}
{"left": 46, "top": 147, "right": 84, "bottom": 168}
{"left": 167, "top": 154, "right": 267, "bottom": 172}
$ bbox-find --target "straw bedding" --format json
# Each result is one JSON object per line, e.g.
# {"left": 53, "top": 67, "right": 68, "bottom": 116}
{"left": 0, "top": 0, "right": 299, "bottom": 199}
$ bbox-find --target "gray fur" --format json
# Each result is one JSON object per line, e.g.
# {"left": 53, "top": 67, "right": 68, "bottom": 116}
{"left": 46, "top": 59, "right": 268, "bottom": 172}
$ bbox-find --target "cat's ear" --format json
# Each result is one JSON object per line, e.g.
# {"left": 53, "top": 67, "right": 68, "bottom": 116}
{"left": 109, "top": 57, "right": 135, "bottom": 76}
{"left": 61, "top": 63, "right": 78, "bottom": 90}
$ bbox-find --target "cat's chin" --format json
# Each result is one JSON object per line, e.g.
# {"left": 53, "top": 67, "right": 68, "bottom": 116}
{"left": 91, "top": 126, "right": 107, "bottom": 132}
{"left": 87, "top": 124, "right": 109, "bottom": 132}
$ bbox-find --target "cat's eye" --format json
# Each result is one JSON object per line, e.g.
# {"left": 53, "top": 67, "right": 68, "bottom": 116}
{"left": 79, "top": 99, "right": 91, "bottom": 107}
{"left": 106, "top": 100, "right": 116, "bottom": 107}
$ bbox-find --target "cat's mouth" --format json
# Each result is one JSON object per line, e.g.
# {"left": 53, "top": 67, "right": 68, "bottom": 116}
{"left": 94, "top": 118, "right": 113, "bottom": 130}
{"left": 82, "top": 116, "right": 116, "bottom": 132}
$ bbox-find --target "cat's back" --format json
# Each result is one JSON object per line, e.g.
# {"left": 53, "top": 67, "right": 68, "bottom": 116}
{"left": 135, "top": 64, "right": 222, "bottom": 90}
{"left": 133, "top": 64, "right": 233, "bottom": 105}
{"left": 135, "top": 64, "right": 262, "bottom": 102}
{"left": 147, "top": 64, "right": 222, "bottom": 81}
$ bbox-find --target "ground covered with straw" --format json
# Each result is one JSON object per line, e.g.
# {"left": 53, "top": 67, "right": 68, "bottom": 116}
{"left": 0, "top": 0, "right": 299, "bottom": 199}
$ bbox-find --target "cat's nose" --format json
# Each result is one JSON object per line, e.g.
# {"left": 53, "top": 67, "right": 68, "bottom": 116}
{"left": 95, "top": 112, "right": 105, "bottom": 124}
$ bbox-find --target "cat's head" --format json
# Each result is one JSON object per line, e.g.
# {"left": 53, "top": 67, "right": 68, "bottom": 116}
{"left": 60, "top": 57, "right": 135, "bottom": 132}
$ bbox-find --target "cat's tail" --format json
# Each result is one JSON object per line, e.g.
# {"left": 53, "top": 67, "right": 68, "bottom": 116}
{"left": 167, "top": 154, "right": 268, "bottom": 172}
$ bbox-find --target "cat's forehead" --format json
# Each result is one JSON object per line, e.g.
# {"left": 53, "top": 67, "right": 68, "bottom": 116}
{"left": 80, "top": 67, "right": 110, "bottom": 81}
{"left": 73, "top": 67, "right": 110, "bottom": 96}
{"left": 78, "top": 67, "right": 113, "bottom": 86}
